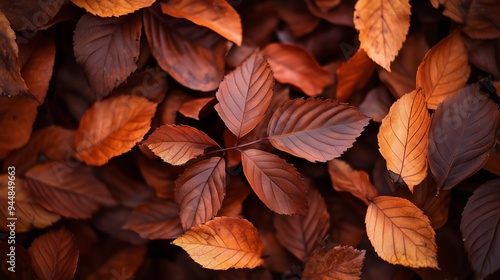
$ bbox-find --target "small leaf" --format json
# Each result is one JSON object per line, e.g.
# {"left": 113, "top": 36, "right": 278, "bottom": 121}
{"left": 365, "top": 196, "right": 438, "bottom": 268}
{"left": 302, "top": 245, "right": 366, "bottom": 280}
{"left": 172, "top": 217, "right": 264, "bottom": 270}
{"left": 215, "top": 50, "right": 274, "bottom": 138}
{"left": 75, "top": 94, "right": 157, "bottom": 166}
{"left": 336, "top": 49, "right": 376, "bottom": 101}
{"left": 144, "top": 124, "right": 220, "bottom": 166}
{"left": 71, "top": 0, "right": 155, "bottom": 17}
{"left": 241, "top": 149, "right": 308, "bottom": 215}
{"left": 267, "top": 98, "right": 370, "bottom": 162}
{"left": 28, "top": 228, "right": 79, "bottom": 280}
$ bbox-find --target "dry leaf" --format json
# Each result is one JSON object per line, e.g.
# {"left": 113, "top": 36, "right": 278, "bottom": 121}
{"left": 336, "top": 49, "right": 376, "bottom": 101}
{"left": 365, "top": 196, "right": 438, "bottom": 268}
{"left": 71, "top": 0, "right": 155, "bottom": 17}
{"left": 0, "top": 0, "right": 64, "bottom": 30}
{"left": 172, "top": 217, "right": 264, "bottom": 270}
{"left": 302, "top": 245, "right": 365, "bottom": 280}
{"left": 178, "top": 97, "right": 215, "bottom": 120}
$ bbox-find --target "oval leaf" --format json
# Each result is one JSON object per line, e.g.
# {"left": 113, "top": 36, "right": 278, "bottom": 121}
{"left": 75, "top": 94, "right": 157, "bottom": 166}
{"left": 172, "top": 217, "right": 264, "bottom": 270}
{"left": 336, "top": 49, "right": 376, "bottom": 102}
{"left": 365, "top": 196, "right": 438, "bottom": 268}
{"left": 267, "top": 98, "right": 370, "bottom": 162}
{"left": 215, "top": 50, "right": 274, "bottom": 138}
{"left": 71, "top": 0, "right": 155, "bottom": 17}
{"left": 303, "top": 245, "right": 366, "bottom": 280}
{"left": 241, "top": 149, "right": 308, "bottom": 215}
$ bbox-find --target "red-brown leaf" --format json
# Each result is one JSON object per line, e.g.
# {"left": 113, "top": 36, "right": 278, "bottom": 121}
{"left": 86, "top": 245, "right": 147, "bottom": 280}
{"left": 112, "top": 67, "right": 168, "bottom": 104}
{"left": 0, "top": 0, "right": 64, "bottom": 30}
{"left": 178, "top": 97, "right": 215, "bottom": 120}
{"left": 335, "top": 49, "right": 376, "bottom": 102}
{"left": 302, "top": 245, "right": 366, "bottom": 280}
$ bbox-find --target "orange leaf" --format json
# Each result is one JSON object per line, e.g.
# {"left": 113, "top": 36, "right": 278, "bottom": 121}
{"left": 144, "top": 124, "right": 220, "bottom": 165}
{"left": 215, "top": 50, "right": 274, "bottom": 138}
{"left": 335, "top": 49, "right": 376, "bottom": 101}
{"left": 28, "top": 228, "right": 79, "bottom": 280}
{"left": 416, "top": 30, "right": 470, "bottom": 109}
{"left": 75, "top": 94, "right": 157, "bottom": 166}
{"left": 160, "top": 0, "right": 242, "bottom": 46}
{"left": 353, "top": 0, "right": 411, "bottom": 71}
{"left": 327, "top": 159, "right": 379, "bottom": 205}
{"left": 0, "top": 0, "right": 64, "bottom": 30}
{"left": 302, "top": 245, "right": 366, "bottom": 280}
{"left": 172, "top": 217, "right": 263, "bottom": 270}
{"left": 70, "top": 0, "right": 155, "bottom": 17}
{"left": 262, "top": 43, "right": 330, "bottom": 96}
{"left": 175, "top": 156, "right": 226, "bottom": 230}
{"left": 378, "top": 89, "right": 430, "bottom": 190}
{"left": 365, "top": 196, "right": 438, "bottom": 268}
{"left": 178, "top": 97, "right": 215, "bottom": 120}
{"left": 267, "top": 98, "right": 370, "bottom": 162}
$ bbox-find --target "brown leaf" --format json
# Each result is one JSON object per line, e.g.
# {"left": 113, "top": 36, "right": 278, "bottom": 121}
{"left": 144, "top": 124, "right": 220, "bottom": 165}
{"left": 275, "top": 0, "right": 320, "bottom": 38}
{"left": 86, "top": 245, "right": 147, "bottom": 280}
{"left": 178, "top": 97, "right": 215, "bottom": 120}
{"left": 416, "top": 30, "right": 470, "bottom": 109}
{"left": 302, "top": 245, "right": 366, "bottom": 280}
{"left": 241, "top": 149, "right": 308, "bottom": 215}
{"left": 160, "top": 0, "right": 242, "bottom": 46}
{"left": 305, "top": 0, "right": 356, "bottom": 27}
{"left": 428, "top": 85, "right": 500, "bottom": 191}
{"left": 274, "top": 188, "right": 330, "bottom": 261}
{"left": 123, "top": 198, "right": 184, "bottom": 240}
{"left": 262, "top": 43, "right": 330, "bottom": 96}
{"left": 335, "top": 49, "right": 376, "bottom": 102}
{"left": 460, "top": 179, "right": 500, "bottom": 279}
{"left": 112, "top": 67, "right": 168, "bottom": 103}
{"left": 432, "top": 0, "right": 470, "bottom": 23}
{"left": 75, "top": 94, "right": 157, "bottom": 166}
{"left": 378, "top": 89, "right": 430, "bottom": 190}
{"left": 410, "top": 177, "right": 450, "bottom": 229}
{"left": 74, "top": 12, "right": 142, "bottom": 99}
{"left": 327, "top": 159, "right": 379, "bottom": 205}
{"left": 28, "top": 228, "right": 79, "bottom": 280}
{"left": 353, "top": 0, "right": 411, "bottom": 71}
{"left": 71, "top": 0, "right": 155, "bottom": 17}
{"left": 463, "top": 0, "right": 500, "bottom": 39}
{"left": 215, "top": 50, "right": 274, "bottom": 138}
{"left": 172, "top": 217, "right": 264, "bottom": 270}
{"left": 365, "top": 196, "right": 438, "bottom": 268}
{"left": 175, "top": 156, "right": 226, "bottom": 230}
{"left": 136, "top": 152, "right": 182, "bottom": 199}
{"left": 358, "top": 86, "right": 393, "bottom": 122}
{"left": 267, "top": 98, "right": 370, "bottom": 162}
{"left": 0, "top": 0, "right": 64, "bottom": 30}
{"left": 24, "top": 162, "right": 116, "bottom": 219}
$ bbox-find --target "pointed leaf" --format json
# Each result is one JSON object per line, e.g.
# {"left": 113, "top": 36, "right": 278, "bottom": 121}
{"left": 303, "top": 245, "right": 366, "bottom": 280}
{"left": 353, "top": 0, "right": 411, "bottom": 71}
{"left": 416, "top": 30, "right": 470, "bottom": 109}
{"left": 172, "top": 217, "right": 264, "bottom": 270}
{"left": 267, "top": 98, "right": 370, "bottom": 162}
{"left": 241, "top": 149, "right": 307, "bottom": 215}
{"left": 215, "top": 51, "right": 274, "bottom": 138}
{"left": 70, "top": 0, "right": 155, "bottom": 17}
{"left": 378, "top": 89, "right": 430, "bottom": 190}
{"left": 336, "top": 49, "right": 376, "bottom": 101}
{"left": 144, "top": 124, "right": 220, "bottom": 165}
{"left": 428, "top": 85, "right": 500, "bottom": 191}
{"left": 75, "top": 94, "right": 157, "bottom": 166}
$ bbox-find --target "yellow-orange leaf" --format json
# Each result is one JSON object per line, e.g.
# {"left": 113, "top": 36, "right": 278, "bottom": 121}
{"left": 75, "top": 95, "right": 157, "bottom": 166}
{"left": 71, "top": 0, "right": 155, "bottom": 17}
{"left": 336, "top": 49, "right": 376, "bottom": 101}
{"left": 365, "top": 196, "right": 438, "bottom": 268}
{"left": 160, "top": 0, "right": 242, "bottom": 46}
{"left": 353, "top": 0, "right": 411, "bottom": 71}
{"left": 378, "top": 90, "right": 430, "bottom": 190}
{"left": 416, "top": 30, "right": 470, "bottom": 109}
{"left": 172, "top": 217, "right": 263, "bottom": 270}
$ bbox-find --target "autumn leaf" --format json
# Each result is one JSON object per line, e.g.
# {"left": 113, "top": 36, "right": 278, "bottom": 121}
{"left": 86, "top": 245, "right": 147, "bottom": 280}
{"left": 75, "top": 94, "right": 157, "bottom": 166}
{"left": 160, "top": 0, "right": 242, "bottom": 46}
{"left": 428, "top": 84, "right": 500, "bottom": 191}
{"left": 431, "top": 0, "right": 470, "bottom": 23}
{"left": 0, "top": 0, "right": 64, "bottom": 30}
{"left": 172, "top": 217, "right": 264, "bottom": 270}
{"left": 353, "top": 0, "right": 411, "bottom": 71}
{"left": 336, "top": 49, "right": 376, "bottom": 101}
{"left": 144, "top": 124, "right": 220, "bottom": 165}
{"left": 241, "top": 149, "right": 308, "bottom": 215}
{"left": 215, "top": 50, "right": 274, "bottom": 138}
{"left": 28, "top": 228, "right": 79, "bottom": 280}
{"left": 378, "top": 89, "right": 430, "bottom": 191}
{"left": 463, "top": 0, "right": 500, "bottom": 39}
{"left": 302, "top": 245, "right": 366, "bottom": 280}
{"left": 178, "top": 97, "right": 215, "bottom": 120}
{"left": 365, "top": 196, "right": 438, "bottom": 268}
{"left": 217, "top": 176, "right": 251, "bottom": 218}
{"left": 358, "top": 86, "right": 393, "bottom": 122}
{"left": 416, "top": 30, "right": 470, "bottom": 109}
{"left": 112, "top": 67, "right": 168, "bottom": 103}
{"left": 71, "top": 0, "right": 155, "bottom": 17}
{"left": 267, "top": 98, "right": 370, "bottom": 162}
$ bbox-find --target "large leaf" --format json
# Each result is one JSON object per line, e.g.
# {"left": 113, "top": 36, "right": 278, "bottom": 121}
{"left": 365, "top": 196, "right": 438, "bottom": 268}
{"left": 75, "top": 94, "right": 157, "bottom": 166}
{"left": 378, "top": 89, "right": 430, "bottom": 191}
{"left": 0, "top": 0, "right": 64, "bottom": 30}
{"left": 335, "top": 49, "right": 376, "bottom": 102}
{"left": 241, "top": 149, "right": 308, "bottom": 215}
{"left": 302, "top": 245, "right": 365, "bottom": 280}
{"left": 428, "top": 85, "right": 500, "bottom": 191}
{"left": 460, "top": 179, "right": 500, "bottom": 279}
{"left": 416, "top": 30, "right": 470, "bottom": 109}
{"left": 353, "top": 0, "right": 411, "bottom": 71}
{"left": 160, "top": 0, "right": 242, "bottom": 45}
{"left": 71, "top": 0, "right": 155, "bottom": 17}
{"left": 267, "top": 98, "right": 370, "bottom": 162}
{"left": 28, "top": 228, "right": 79, "bottom": 280}
{"left": 274, "top": 188, "right": 330, "bottom": 261}
{"left": 144, "top": 124, "right": 220, "bottom": 166}
{"left": 175, "top": 156, "right": 226, "bottom": 230}
{"left": 172, "top": 217, "right": 263, "bottom": 270}
{"left": 215, "top": 50, "right": 274, "bottom": 138}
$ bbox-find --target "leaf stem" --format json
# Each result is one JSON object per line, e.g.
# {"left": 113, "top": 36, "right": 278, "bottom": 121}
{"left": 204, "top": 137, "right": 269, "bottom": 156}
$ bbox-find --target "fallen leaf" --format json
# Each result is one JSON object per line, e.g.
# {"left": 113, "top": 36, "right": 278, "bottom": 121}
{"left": 0, "top": 0, "right": 64, "bottom": 30}
{"left": 178, "top": 97, "right": 215, "bottom": 120}
{"left": 335, "top": 49, "right": 376, "bottom": 101}
{"left": 112, "top": 67, "right": 168, "bottom": 103}
{"left": 71, "top": 0, "right": 155, "bottom": 17}
{"left": 275, "top": 0, "right": 320, "bottom": 38}
{"left": 302, "top": 245, "right": 365, "bottom": 280}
